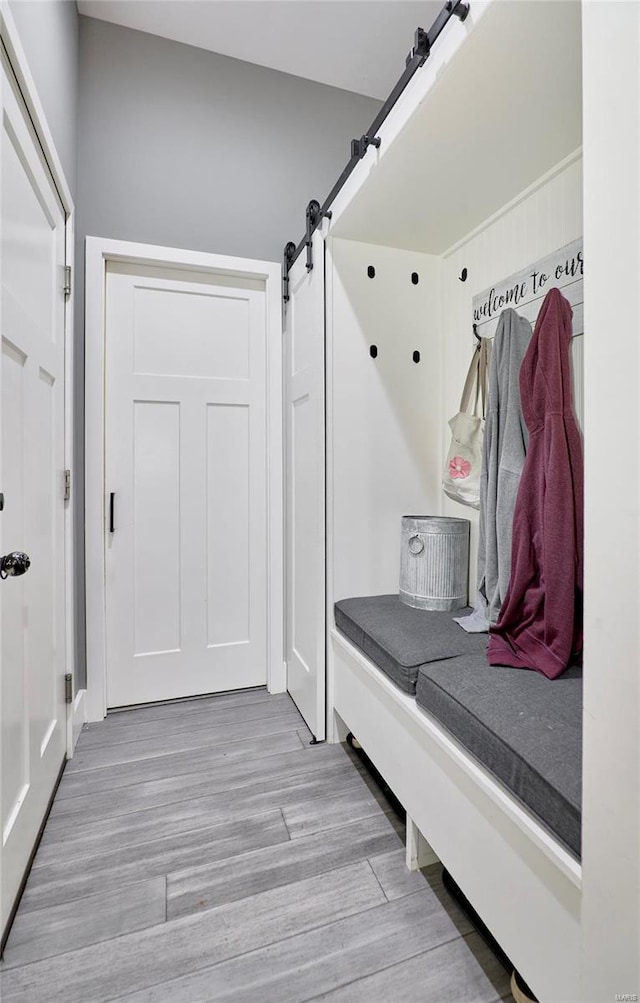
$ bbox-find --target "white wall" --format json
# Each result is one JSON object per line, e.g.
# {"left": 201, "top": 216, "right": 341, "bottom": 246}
{"left": 581, "top": 3, "right": 640, "bottom": 998}
{"left": 441, "top": 155, "right": 584, "bottom": 585}
{"left": 328, "top": 157, "right": 584, "bottom": 606}
{"left": 7, "top": 0, "right": 78, "bottom": 196}
{"left": 328, "top": 239, "right": 442, "bottom": 604}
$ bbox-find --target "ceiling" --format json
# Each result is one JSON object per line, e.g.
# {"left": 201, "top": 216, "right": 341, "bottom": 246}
{"left": 75, "top": 1, "right": 444, "bottom": 99}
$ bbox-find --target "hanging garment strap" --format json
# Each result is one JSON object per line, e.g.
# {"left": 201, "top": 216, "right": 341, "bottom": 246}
{"left": 459, "top": 337, "right": 491, "bottom": 418}
{"left": 459, "top": 345, "right": 481, "bottom": 414}
{"left": 477, "top": 335, "right": 491, "bottom": 418}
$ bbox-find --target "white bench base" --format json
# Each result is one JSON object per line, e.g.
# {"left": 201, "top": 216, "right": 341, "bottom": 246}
{"left": 406, "top": 815, "right": 439, "bottom": 871}
{"left": 329, "top": 628, "right": 581, "bottom": 1003}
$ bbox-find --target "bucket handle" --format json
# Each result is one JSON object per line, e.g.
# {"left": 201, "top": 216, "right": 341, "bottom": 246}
{"left": 408, "top": 534, "right": 425, "bottom": 556}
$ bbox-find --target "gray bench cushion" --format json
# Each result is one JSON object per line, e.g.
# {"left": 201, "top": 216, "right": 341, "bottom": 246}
{"left": 334, "top": 595, "right": 488, "bottom": 694}
{"left": 415, "top": 654, "right": 582, "bottom": 857}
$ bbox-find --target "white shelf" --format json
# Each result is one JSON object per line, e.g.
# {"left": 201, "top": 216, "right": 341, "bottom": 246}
{"left": 329, "top": 0, "right": 582, "bottom": 255}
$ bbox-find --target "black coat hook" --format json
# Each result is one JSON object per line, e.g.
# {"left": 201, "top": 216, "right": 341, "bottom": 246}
{"left": 459, "top": 268, "right": 468, "bottom": 282}
{"left": 473, "top": 323, "right": 481, "bottom": 342}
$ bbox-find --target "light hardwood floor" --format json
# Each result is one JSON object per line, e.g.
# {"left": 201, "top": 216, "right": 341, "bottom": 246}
{"left": 0, "top": 689, "right": 513, "bottom": 1002}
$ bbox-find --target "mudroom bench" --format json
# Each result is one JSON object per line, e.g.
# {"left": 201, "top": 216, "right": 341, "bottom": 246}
{"left": 330, "top": 595, "right": 583, "bottom": 1001}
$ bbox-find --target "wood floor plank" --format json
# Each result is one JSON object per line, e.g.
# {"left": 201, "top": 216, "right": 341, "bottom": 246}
{"left": 309, "top": 932, "right": 512, "bottom": 1003}
{"left": 119, "top": 884, "right": 473, "bottom": 1003}
{"left": 297, "top": 726, "right": 313, "bottom": 745}
{"left": 2, "top": 877, "right": 166, "bottom": 969}
{"left": 37, "top": 765, "right": 370, "bottom": 866}
{"left": 105, "top": 687, "right": 274, "bottom": 724}
{"left": 47, "top": 743, "right": 357, "bottom": 828}
{"left": 57, "top": 729, "right": 305, "bottom": 798}
{"left": 0, "top": 862, "right": 387, "bottom": 1003}
{"left": 78, "top": 693, "right": 295, "bottom": 748}
{"left": 282, "top": 783, "right": 392, "bottom": 839}
{"left": 368, "top": 848, "right": 439, "bottom": 901}
{"left": 19, "top": 810, "right": 289, "bottom": 913}
{"left": 2, "top": 691, "right": 512, "bottom": 1003}
{"left": 67, "top": 711, "right": 304, "bottom": 772}
{"left": 167, "top": 811, "right": 403, "bottom": 919}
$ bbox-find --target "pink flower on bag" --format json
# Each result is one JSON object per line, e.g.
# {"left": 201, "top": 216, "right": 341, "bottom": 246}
{"left": 449, "top": 456, "right": 471, "bottom": 480}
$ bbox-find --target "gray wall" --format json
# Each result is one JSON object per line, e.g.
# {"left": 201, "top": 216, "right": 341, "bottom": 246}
{"left": 77, "top": 16, "right": 380, "bottom": 259}
{"left": 75, "top": 16, "right": 380, "bottom": 690}
{"left": 8, "top": 0, "right": 78, "bottom": 196}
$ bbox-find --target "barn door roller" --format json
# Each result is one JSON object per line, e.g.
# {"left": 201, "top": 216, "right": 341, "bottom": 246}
{"left": 282, "top": 200, "right": 331, "bottom": 300}
{"left": 306, "top": 200, "right": 329, "bottom": 272}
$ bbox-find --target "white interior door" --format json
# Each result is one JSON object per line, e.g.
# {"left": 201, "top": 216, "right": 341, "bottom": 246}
{"left": 104, "top": 262, "right": 268, "bottom": 707}
{"left": 0, "top": 61, "right": 67, "bottom": 939}
{"left": 285, "top": 234, "right": 326, "bottom": 741}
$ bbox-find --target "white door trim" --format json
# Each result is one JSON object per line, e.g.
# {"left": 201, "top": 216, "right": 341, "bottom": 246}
{"left": 85, "top": 237, "right": 284, "bottom": 722}
{"left": 0, "top": 4, "right": 74, "bottom": 212}
{"left": 0, "top": 4, "right": 79, "bottom": 755}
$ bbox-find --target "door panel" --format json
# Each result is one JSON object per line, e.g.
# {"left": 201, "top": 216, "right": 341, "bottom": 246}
{"left": 134, "top": 286, "right": 251, "bottom": 380}
{"left": 132, "top": 400, "right": 181, "bottom": 656}
{"left": 285, "top": 233, "right": 326, "bottom": 741}
{"left": 105, "top": 263, "right": 268, "bottom": 707}
{"left": 0, "top": 61, "right": 67, "bottom": 939}
{"left": 206, "top": 402, "right": 251, "bottom": 646}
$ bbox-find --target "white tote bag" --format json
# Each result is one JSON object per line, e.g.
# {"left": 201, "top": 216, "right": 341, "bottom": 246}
{"left": 442, "top": 337, "right": 490, "bottom": 509}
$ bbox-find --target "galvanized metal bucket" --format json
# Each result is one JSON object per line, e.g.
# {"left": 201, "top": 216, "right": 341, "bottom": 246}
{"left": 399, "top": 515, "right": 470, "bottom": 611}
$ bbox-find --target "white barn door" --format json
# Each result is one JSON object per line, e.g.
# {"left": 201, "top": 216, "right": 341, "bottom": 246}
{"left": 285, "top": 233, "right": 326, "bottom": 741}
{"left": 104, "top": 262, "right": 268, "bottom": 708}
{"left": 0, "top": 61, "right": 67, "bottom": 939}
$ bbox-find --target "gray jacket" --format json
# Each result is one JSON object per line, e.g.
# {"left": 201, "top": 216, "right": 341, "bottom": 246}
{"left": 456, "top": 308, "right": 532, "bottom": 632}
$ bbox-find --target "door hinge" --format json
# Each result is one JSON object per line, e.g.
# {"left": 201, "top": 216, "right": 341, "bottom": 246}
{"left": 65, "top": 673, "right": 73, "bottom": 705}
{"left": 64, "top": 469, "right": 71, "bottom": 501}
{"left": 63, "top": 265, "right": 72, "bottom": 299}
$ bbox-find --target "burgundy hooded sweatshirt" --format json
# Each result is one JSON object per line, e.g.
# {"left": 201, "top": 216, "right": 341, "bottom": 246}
{"left": 488, "top": 287, "right": 583, "bottom": 679}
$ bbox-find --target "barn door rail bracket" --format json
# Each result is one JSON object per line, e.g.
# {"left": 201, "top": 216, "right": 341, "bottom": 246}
{"left": 351, "top": 134, "right": 382, "bottom": 161}
{"left": 283, "top": 241, "right": 296, "bottom": 302}
{"left": 305, "top": 199, "right": 322, "bottom": 272}
{"left": 282, "top": 0, "right": 470, "bottom": 302}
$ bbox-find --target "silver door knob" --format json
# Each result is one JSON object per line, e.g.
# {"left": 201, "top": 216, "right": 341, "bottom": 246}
{"left": 0, "top": 552, "right": 30, "bottom": 579}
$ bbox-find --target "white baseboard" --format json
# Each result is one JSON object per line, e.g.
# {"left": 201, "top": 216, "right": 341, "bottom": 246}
{"left": 67, "top": 688, "right": 87, "bottom": 757}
